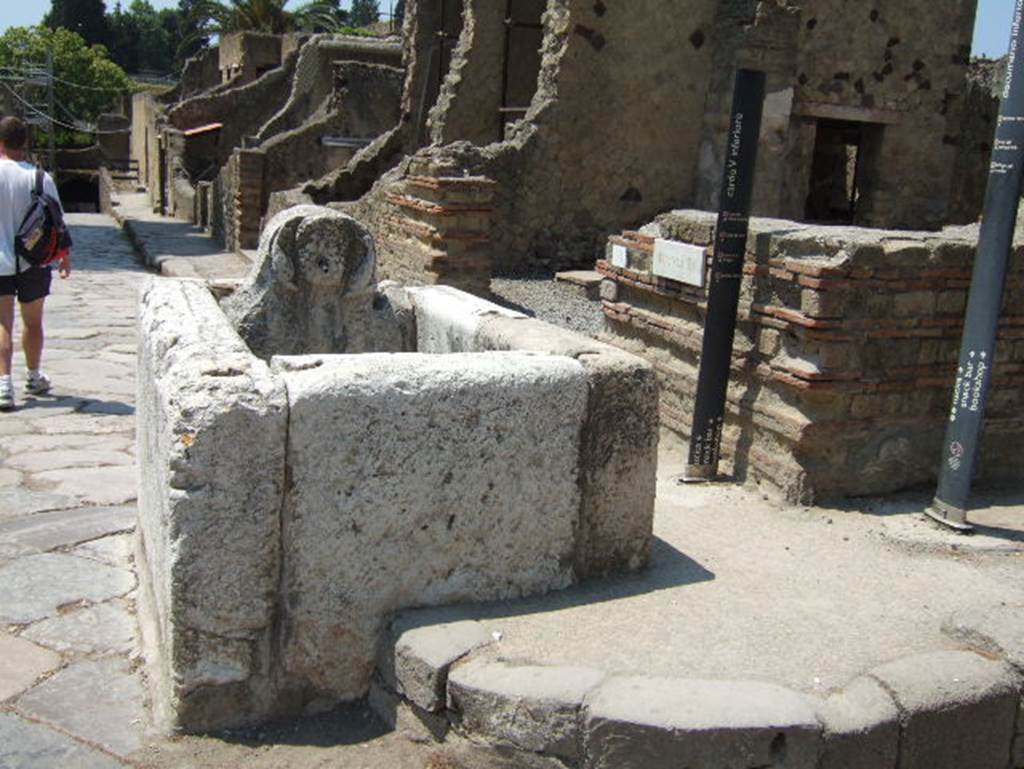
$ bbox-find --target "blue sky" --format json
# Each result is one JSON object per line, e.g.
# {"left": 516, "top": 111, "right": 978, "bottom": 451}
{"left": 0, "top": 0, "right": 1013, "bottom": 58}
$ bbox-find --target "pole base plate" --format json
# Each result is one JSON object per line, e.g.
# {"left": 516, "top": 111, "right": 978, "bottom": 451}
{"left": 925, "top": 501, "right": 974, "bottom": 534}
{"left": 680, "top": 464, "right": 718, "bottom": 484}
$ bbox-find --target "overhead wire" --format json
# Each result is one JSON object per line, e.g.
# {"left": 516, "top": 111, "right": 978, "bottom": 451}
{"left": 1, "top": 82, "right": 130, "bottom": 134}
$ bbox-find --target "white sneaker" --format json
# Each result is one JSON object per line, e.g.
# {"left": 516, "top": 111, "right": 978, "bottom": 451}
{"left": 0, "top": 380, "right": 13, "bottom": 411}
{"left": 25, "top": 372, "right": 51, "bottom": 395}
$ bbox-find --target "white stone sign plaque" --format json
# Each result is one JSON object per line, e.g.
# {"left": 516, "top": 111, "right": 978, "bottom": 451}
{"left": 653, "top": 239, "right": 706, "bottom": 287}
{"left": 611, "top": 243, "right": 628, "bottom": 268}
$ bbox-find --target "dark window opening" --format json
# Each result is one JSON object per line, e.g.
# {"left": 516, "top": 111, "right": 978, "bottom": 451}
{"left": 58, "top": 176, "right": 100, "bottom": 213}
{"left": 499, "top": 0, "right": 545, "bottom": 140}
{"left": 804, "top": 119, "right": 882, "bottom": 225}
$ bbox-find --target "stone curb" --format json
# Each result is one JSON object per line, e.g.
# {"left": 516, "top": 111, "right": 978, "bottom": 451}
{"left": 373, "top": 606, "right": 1024, "bottom": 769}
{"left": 112, "top": 208, "right": 202, "bottom": 279}
{"left": 110, "top": 197, "right": 252, "bottom": 281}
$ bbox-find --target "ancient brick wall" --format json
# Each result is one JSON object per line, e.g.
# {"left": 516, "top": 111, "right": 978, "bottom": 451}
{"left": 356, "top": 163, "right": 496, "bottom": 296}
{"left": 599, "top": 210, "right": 1023, "bottom": 502}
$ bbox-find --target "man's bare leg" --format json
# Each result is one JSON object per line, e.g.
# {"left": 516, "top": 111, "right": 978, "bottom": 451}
{"left": 19, "top": 297, "right": 45, "bottom": 372}
{"left": 0, "top": 295, "right": 14, "bottom": 377}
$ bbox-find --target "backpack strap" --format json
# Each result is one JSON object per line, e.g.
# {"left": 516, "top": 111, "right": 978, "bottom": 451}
{"left": 34, "top": 167, "right": 43, "bottom": 197}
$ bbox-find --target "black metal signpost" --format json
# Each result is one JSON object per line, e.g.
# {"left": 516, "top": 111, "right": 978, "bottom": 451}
{"left": 685, "top": 69, "right": 766, "bottom": 481}
{"left": 929, "top": 0, "right": 1024, "bottom": 531}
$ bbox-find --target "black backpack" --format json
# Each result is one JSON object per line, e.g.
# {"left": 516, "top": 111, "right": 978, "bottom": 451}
{"left": 15, "top": 168, "right": 72, "bottom": 269}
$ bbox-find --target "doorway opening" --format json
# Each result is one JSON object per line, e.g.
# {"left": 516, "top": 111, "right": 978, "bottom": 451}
{"left": 499, "top": 0, "right": 545, "bottom": 140}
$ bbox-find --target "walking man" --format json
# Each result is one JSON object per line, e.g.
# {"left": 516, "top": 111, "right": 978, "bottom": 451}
{"left": 0, "top": 116, "right": 71, "bottom": 411}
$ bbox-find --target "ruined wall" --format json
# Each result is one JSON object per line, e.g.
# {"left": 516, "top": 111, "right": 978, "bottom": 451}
{"left": 362, "top": 0, "right": 719, "bottom": 276}
{"left": 130, "top": 91, "right": 164, "bottom": 211}
{"left": 694, "top": 0, "right": 977, "bottom": 230}
{"left": 260, "top": 63, "right": 404, "bottom": 203}
{"left": 600, "top": 210, "right": 1024, "bottom": 502}
{"left": 949, "top": 57, "right": 1004, "bottom": 224}
{"left": 255, "top": 35, "right": 402, "bottom": 143}
{"left": 283, "top": 0, "right": 466, "bottom": 210}
{"left": 167, "top": 50, "right": 300, "bottom": 168}
{"left": 175, "top": 47, "right": 222, "bottom": 101}
{"left": 427, "top": 0, "right": 505, "bottom": 147}
{"left": 790, "top": 0, "right": 977, "bottom": 229}
{"left": 219, "top": 32, "right": 284, "bottom": 86}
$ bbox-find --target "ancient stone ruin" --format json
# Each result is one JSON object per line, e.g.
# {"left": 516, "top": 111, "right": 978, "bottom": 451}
{"left": 135, "top": 208, "right": 658, "bottom": 731}
{"left": 130, "top": 0, "right": 1023, "bottom": 726}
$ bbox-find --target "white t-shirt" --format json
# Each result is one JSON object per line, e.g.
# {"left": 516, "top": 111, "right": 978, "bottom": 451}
{"left": 0, "top": 159, "right": 62, "bottom": 277}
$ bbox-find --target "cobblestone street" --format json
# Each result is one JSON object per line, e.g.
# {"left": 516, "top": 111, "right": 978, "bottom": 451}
{"left": 0, "top": 214, "right": 440, "bottom": 769}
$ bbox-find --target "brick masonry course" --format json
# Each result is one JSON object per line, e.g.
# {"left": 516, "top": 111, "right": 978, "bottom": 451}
{"left": 600, "top": 209, "right": 1024, "bottom": 502}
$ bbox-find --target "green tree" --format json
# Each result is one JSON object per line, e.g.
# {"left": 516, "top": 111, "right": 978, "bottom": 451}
{"left": 0, "top": 26, "right": 133, "bottom": 147}
{"left": 188, "top": 0, "right": 343, "bottom": 36}
{"left": 393, "top": 0, "right": 405, "bottom": 26}
{"left": 349, "top": 0, "right": 379, "bottom": 27}
{"left": 171, "top": 0, "right": 209, "bottom": 67}
{"left": 43, "top": 0, "right": 111, "bottom": 48}
{"left": 107, "top": 1, "right": 141, "bottom": 72}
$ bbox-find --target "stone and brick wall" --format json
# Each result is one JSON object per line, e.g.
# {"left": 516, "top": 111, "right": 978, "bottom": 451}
{"left": 224, "top": 148, "right": 267, "bottom": 251}
{"left": 358, "top": 168, "right": 497, "bottom": 296}
{"left": 599, "top": 209, "right": 1023, "bottom": 502}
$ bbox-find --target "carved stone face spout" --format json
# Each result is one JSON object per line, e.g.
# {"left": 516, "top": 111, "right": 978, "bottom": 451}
{"left": 223, "top": 205, "right": 378, "bottom": 359}
{"left": 292, "top": 216, "right": 368, "bottom": 289}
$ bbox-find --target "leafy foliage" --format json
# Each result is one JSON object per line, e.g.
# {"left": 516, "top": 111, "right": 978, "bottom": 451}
{"left": 0, "top": 25, "right": 133, "bottom": 147}
{"left": 188, "top": 0, "right": 347, "bottom": 36}
{"left": 350, "top": 0, "right": 380, "bottom": 27}
{"left": 43, "top": 0, "right": 111, "bottom": 49}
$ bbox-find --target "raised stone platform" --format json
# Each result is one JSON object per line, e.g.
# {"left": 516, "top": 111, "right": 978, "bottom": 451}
{"left": 600, "top": 210, "right": 1024, "bottom": 503}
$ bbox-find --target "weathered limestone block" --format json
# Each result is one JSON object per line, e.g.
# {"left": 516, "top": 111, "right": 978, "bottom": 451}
{"left": 583, "top": 676, "right": 821, "bottom": 769}
{"left": 867, "top": 651, "right": 1019, "bottom": 769}
{"left": 271, "top": 352, "right": 588, "bottom": 701}
{"left": 816, "top": 676, "right": 900, "bottom": 769}
{"left": 447, "top": 659, "right": 606, "bottom": 764}
{"left": 408, "top": 285, "right": 659, "bottom": 577}
{"left": 379, "top": 613, "right": 494, "bottom": 712}
{"left": 136, "top": 278, "right": 288, "bottom": 731}
{"left": 223, "top": 205, "right": 376, "bottom": 359}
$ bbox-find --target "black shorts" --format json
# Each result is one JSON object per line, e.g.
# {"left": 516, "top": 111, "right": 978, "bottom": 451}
{"left": 0, "top": 267, "right": 52, "bottom": 303}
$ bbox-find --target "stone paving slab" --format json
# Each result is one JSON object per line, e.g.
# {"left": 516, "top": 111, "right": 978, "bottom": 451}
{"left": 0, "top": 505, "right": 135, "bottom": 554}
{"left": 32, "top": 466, "right": 137, "bottom": 506}
{"left": 15, "top": 656, "right": 149, "bottom": 758}
{"left": 0, "top": 553, "right": 135, "bottom": 624}
{"left": 22, "top": 599, "right": 136, "bottom": 655}
{"left": 0, "top": 488, "right": 80, "bottom": 520}
{"left": 0, "top": 713, "right": 126, "bottom": 769}
{"left": 0, "top": 633, "right": 61, "bottom": 702}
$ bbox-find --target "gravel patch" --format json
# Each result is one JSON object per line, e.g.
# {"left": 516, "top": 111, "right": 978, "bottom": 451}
{"left": 490, "top": 276, "right": 605, "bottom": 338}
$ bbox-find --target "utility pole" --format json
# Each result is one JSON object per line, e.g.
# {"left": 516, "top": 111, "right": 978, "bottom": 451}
{"left": 46, "top": 48, "right": 56, "bottom": 180}
{"left": 928, "top": 0, "right": 1024, "bottom": 530}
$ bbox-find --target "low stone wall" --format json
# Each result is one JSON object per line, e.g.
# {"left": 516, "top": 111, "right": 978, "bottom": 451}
{"left": 136, "top": 213, "right": 657, "bottom": 731}
{"left": 372, "top": 605, "right": 1024, "bottom": 769}
{"left": 599, "top": 210, "right": 1024, "bottom": 503}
